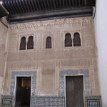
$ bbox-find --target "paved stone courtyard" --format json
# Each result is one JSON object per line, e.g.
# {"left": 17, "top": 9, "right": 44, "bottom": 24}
{"left": 0, "top": 105, "right": 30, "bottom": 107}
{"left": 0, "top": 106, "right": 12, "bottom": 107}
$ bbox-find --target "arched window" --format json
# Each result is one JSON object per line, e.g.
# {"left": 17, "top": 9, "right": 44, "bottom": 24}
{"left": 65, "top": 33, "right": 72, "bottom": 47}
{"left": 73, "top": 32, "right": 81, "bottom": 46}
{"left": 46, "top": 36, "right": 52, "bottom": 48}
{"left": 27, "top": 36, "right": 34, "bottom": 49}
{"left": 20, "top": 36, "right": 26, "bottom": 50}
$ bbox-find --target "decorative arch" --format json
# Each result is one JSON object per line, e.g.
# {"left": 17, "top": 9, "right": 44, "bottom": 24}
{"left": 27, "top": 36, "right": 34, "bottom": 49}
{"left": 65, "top": 33, "right": 72, "bottom": 47}
{"left": 20, "top": 36, "right": 26, "bottom": 50}
{"left": 73, "top": 32, "right": 81, "bottom": 46}
{"left": 46, "top": 36, "right": 52, "bottom": 48}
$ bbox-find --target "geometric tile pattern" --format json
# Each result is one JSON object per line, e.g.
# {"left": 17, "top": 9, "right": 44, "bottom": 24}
{"left": 31, "top": 96, "right": 65, "bottom": 107}
{"left": 85, "top": 96, "right": 102, "bottom": 107}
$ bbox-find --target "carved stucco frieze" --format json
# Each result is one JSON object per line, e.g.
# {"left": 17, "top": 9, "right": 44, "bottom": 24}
{"left": 10, "top": 17, "right": 93, "bottom": 31}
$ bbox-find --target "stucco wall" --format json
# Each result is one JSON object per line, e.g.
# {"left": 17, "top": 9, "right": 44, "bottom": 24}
{"left": 2, "top": 16, "right": 100, "bottom": 97}
{"left": 0, "top": 21, "right": 8, "bottom": 104}
{"left": 0, "top": 77, "right": 3, "bottom": 104}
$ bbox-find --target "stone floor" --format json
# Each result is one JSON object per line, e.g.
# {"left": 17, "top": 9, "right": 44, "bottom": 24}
{"left": 0, "top": 105, "right": 29, "bottom": 107}
{"left": 0, "top": 106, "right": 12, "bottom": 107}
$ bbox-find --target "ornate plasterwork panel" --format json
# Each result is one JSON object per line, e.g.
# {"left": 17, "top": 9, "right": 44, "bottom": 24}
{"left": 10, "top": 17, "right": 93, "bottom": 31}
{"left": 59, "top": 69, "right": 91, "bottom": 97}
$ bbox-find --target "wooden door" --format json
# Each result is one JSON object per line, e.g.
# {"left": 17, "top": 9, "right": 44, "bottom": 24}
{"left": 66, "top": 76, "right": 84, "bottom": 107}
{"left": 15, "top": 77, "right": 31, "bottom": 107}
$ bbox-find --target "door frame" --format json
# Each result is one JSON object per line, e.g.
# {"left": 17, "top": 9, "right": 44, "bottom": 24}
{"left": 10, "top": 71, "right": 37, "bottom": 107}
{"left": 59, "top": 69, "right": 90, "bottom": 106}
{"left": 65, "top": 75, "right": 84, "bottom": 107}
{"left": 15, "top": 76, "right": 31, "bottom": 107}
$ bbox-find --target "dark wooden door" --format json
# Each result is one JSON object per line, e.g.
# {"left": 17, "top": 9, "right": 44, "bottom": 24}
{"left": 66, "top": 76, "right": 84, "bottom": 107}
{"left": 15, "top": 77, "right": 31, "bottom": 107}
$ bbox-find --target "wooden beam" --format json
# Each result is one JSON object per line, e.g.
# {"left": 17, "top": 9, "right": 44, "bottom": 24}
{"left": 27, "top": 0, "right": 33, "bottom": 12}
{"left": 23, "top": 0, "right": 28, "bottom": 12}
{"left": 36, "top": 0, "right": 42, "bottom": 10}
{"left": 84, "top": 0, "right": 87, "bottom": 6}
{"left": 65, "top": 0, "right": 69, "bottom": 7}
{"left": 52, "top": 0, "right": 57, "bottom": 9}
{"left": 45, "top": 0, "right": 50, "bottom": 10}
{"left": 18, "top": 0, "right": 24, "bottom": 13}
{"left": 75, "top": 0, "right": 78, "bottom": 7}
{"left": 13, "top": 0, "right": 19, "bottom": 13}
{"left": 15, "top": 0, "right": 21, "bottom": 13}
{"left": 26, "top": 0, "right": 30, "bottom": 11}
{"left": 29, "top": 0, "right": 35, "bottom": 11}
{"left": 20, "top": 0, "right": 27, "bottom": 12}
{"left": 2, "top": 0, "right": 95, "bottom": 16}
{"left": 81, "top": 0, "right": 84, "bottom": 6}
{"left": 59, "top": 0, "right": 62, "bottom": 8}
{"left": 68, "top": 0, "right": 71, "bottom": 7}
{"left": 9, "top": 7, "right": 93, "bottom": 23}
{"left": 48, "top": 0, "right": 54, "bottom": 9}
{"left": 71, "top": 0, "right": 74, "bottom": 7}
{"left": 7, "top": 1, "right": 15, "bottom": 14}
{"left": 62, "top": 0, "right": 65, "bottom": 8}
{"left": 54, "top": 0, "right": 58, "bottom": 8}
{"left": 40, "top": 0, "right": 45, "bottom": 10}
{"left": 33, "top": 0, "right": 39, "bottom": 11}
{"left": 42, "top": 0, "right": 47, "bottom": 10}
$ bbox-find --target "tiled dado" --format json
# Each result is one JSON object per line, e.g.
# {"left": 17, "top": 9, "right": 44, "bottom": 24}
{"left": 59, "top": 69, "right": 91, "bottom": 96}
{"left": 31, "top": 96, "right": 65, "bottom": 107}
{"left": 1, "top": 95, "right": 101, "bottom": 107}
{"left": 10, "top": 71, "right": 37, "bottom": 97}
{"left": 85, "top": 96, "right": 102, "bottom": 107}
{"left": 2, "top": 69, "right": 100, "bottom": 107}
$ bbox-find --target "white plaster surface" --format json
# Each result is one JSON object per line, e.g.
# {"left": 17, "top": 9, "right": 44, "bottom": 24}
{"left": 95, "top": 0, "right": 107, "bottom": 107}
